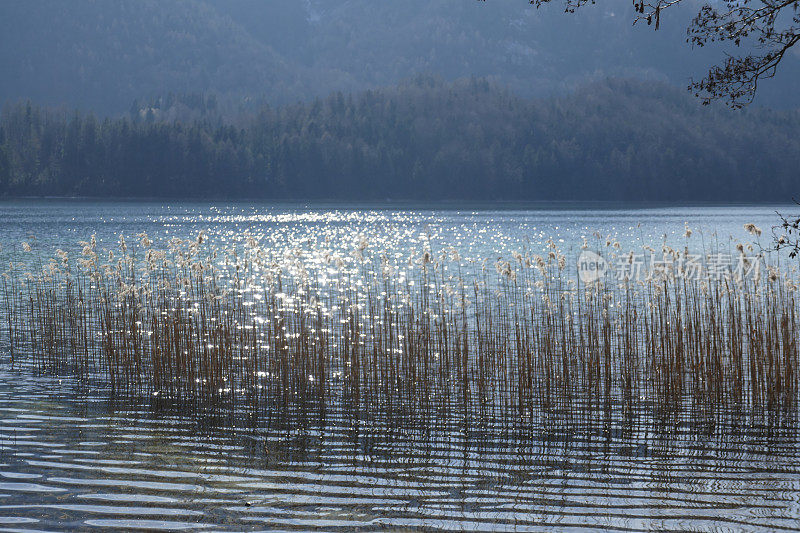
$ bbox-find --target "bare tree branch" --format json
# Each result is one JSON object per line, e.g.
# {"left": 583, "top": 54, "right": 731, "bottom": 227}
{"left": 510, "top": 0, "right": 800, "bottom": 107}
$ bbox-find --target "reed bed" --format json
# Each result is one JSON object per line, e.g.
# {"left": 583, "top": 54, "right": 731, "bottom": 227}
{"left": 1, "top": 229, "right": 798, "bottom": 430}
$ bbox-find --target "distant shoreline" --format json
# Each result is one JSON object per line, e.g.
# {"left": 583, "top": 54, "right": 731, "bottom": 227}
{"left": 0, "top": 196, "right": 794, "bottom": 210}
{"left": 4, "top": 81, "right": 799, "bottom": 206}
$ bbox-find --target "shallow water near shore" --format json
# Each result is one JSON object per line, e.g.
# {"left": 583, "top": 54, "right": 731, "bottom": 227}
{"left": 2, "top": 368, "right": 800, "bottom": 531}
{"left": 1, "top": 200, "right": 800, "bottom": 531}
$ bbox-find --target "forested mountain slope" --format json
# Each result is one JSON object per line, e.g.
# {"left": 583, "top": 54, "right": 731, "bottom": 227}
{"left": 1, "top": 78, "right": 797, "bottom": 200}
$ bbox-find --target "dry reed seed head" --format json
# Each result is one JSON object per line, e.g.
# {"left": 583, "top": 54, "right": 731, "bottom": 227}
{"left": 55, "top": 248, "right": 69, "bottom": 265}
{"left": 699, "top": 280, "right": 709, "bottom": 296}
{"left": 352, "top": 235, "right": 369, "bottom": 261}
{"left": 684, "top": 223, "right": 693, "bottom": 238}
{"left": 117, "top": 234, "right": 128, "bottom": 254}
{"left": 768, "top": 266, "right": 780, "bottom": 282}
{"left": 744, "top": 223, "right": 762, "bottom": 237}
{"left": 44, "top": 261, "right": 59, "bottom": 276}
{"left": 381, "top": 261, "right": 396, "bottom": 279}
{"left": 168, "top": 237, "right": 182, "bottom": 254}
{"left": 495, "top": 260, "right": 504, "bottom": 275}
{"left": 137, "top": 232, "right": 152, "bottom": 248}
{"left": 420, "top": 250, "right": 432, "bottom": 266}
{"left": 21, "top": 241, "right": 32, "bottom": 252}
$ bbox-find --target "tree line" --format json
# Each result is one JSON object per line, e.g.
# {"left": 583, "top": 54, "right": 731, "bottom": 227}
{"left": 1, "top": 77, "right": 798, "bottom": 201}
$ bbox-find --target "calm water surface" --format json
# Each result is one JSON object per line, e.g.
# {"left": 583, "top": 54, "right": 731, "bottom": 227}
{"left": 1, "top": 200, "right": 799, "bottom": 531}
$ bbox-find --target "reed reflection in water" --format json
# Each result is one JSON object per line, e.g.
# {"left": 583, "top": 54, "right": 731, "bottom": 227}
{"left": 1, "top": 370, "right": 800, "bottom": 531}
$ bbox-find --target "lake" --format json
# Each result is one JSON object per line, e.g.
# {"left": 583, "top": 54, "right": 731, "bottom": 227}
{"left": 1, "top": 200, "right": 799, "bottom": 531}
